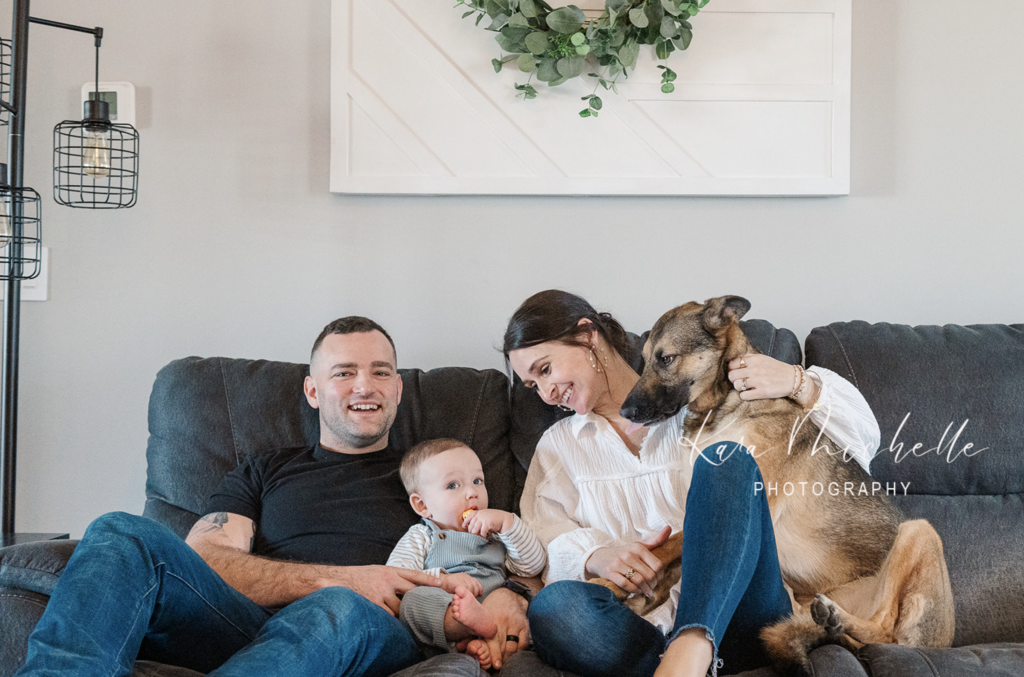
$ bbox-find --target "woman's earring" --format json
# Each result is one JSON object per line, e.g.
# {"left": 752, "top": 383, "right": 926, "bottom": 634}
{"left": 589, "top": 349, "right": 603, "bottom": 373}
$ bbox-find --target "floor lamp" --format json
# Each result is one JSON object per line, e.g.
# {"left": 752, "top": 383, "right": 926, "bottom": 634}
{"left": 0, "top": 0, "right": 139, "bottom": 538}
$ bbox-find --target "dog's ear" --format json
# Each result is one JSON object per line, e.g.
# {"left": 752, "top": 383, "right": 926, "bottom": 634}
{"left": 702, "top": 296, "right": 751, "bottom": 331}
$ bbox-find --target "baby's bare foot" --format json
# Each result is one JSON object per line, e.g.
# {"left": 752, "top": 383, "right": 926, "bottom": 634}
{"left": 465, "top": 638, "right": 492, "bottom": 669}
{"left": 451, "top": 585, "right": 498, "bottom": 639}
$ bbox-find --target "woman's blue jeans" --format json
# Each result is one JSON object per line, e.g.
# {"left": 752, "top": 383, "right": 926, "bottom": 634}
{"left": 528, "top": 443, "right": 792, "bottom": 677}
{"left": 15, "top": 512, "right": 422, "bottom": 677}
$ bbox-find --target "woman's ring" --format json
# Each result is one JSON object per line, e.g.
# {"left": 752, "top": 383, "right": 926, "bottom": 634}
{"left": 506, "top": 635, "right": 520, "bottom": 644}
{"left": 624, "top": 567, "right": 636, "bottom": 579}
{"left": 740, "top": 378, "right": 748, "bottom": 392}
{"left": 740, "top": 358, "right": 747, "bottom": 369}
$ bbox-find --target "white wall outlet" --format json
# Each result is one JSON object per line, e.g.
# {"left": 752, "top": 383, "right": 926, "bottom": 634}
{"left": 81, "top": 82, "right": 136, "bottom": 127}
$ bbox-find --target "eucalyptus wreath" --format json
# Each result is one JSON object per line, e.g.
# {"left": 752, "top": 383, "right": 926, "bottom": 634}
{"left": 455, "top": 0, "right": 710, "bottom": 117}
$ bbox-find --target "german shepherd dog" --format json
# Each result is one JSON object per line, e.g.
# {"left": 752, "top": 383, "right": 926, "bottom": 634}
{"left": 603, "top": 295, "right": 955, "bottom": 669}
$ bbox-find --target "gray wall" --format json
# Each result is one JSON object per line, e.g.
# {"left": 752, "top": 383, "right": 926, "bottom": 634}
{"left": 5, "top": 0, "right": 1022, "bottom": 537}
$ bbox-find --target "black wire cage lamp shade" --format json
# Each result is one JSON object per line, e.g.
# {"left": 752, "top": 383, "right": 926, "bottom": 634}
{"left": 51, "top": 23, "right": 138, "bottom": 209}
{"left": 53, "top": 97, "right": 138, "bottom": 208}
{"left": 0, "top": 38, "right": 10, "bottom": 127}
{"left": 0, "top": 163, "right": 41, "bottom": 281}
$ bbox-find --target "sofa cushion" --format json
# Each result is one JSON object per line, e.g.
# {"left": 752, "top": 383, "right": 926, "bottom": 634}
{"left": 145, "top": 358, "right": 514, "bottom": 538}
{"left": 805, "top": 322, "right": 1024, "bottom": 646}
{"left": 0, "top": 588, "right": 48, "bottom": 677}
{"left": 859, "top": 642, "right": 1024, "bottom": 677}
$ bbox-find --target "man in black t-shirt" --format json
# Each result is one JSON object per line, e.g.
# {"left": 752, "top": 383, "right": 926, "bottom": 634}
{"left": 16, "top": 317, "right": 529, "bottom": 677}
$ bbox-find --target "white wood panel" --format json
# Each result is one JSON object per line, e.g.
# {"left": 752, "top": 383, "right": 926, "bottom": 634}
{"left": 331, "top": 0, "right": 851, "bottom": 195}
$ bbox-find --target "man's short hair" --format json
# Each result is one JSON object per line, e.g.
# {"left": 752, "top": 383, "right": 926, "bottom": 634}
{"left": 399, "top": 438, "right": 471, "bottom": 494}
{"left": 310, "top": 316, "right": 396, "bottom": 363}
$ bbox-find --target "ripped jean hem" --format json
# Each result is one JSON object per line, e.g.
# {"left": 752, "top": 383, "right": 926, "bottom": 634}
{"left": 664, "top": 623, "right": 724, "bottom": 677}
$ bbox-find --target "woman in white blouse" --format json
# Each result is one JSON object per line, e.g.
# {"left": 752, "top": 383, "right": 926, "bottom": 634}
{"left": 503, "top": 290, "right": 879, "bottom": 677}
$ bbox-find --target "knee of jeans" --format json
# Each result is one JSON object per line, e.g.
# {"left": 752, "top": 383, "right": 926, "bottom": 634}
{"left": 85, "top": 511, "right": 153, "bottom": 540}
{"left": 694, "top": 442, "right": 762, "bottom": 488}
{"left": 529, "top": 581, "right": 613, "bottom": 639}
{"left": 299, "top": 586, "right": 379, "bottom": 636}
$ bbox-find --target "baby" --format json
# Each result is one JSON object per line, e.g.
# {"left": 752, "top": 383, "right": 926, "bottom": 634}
{"left": 388, "top": 438, "right": 546, "bottom": 668}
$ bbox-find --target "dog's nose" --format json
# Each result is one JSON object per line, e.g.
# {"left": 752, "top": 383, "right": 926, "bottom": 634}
{"left": 620, "top": 403, "right": 639, "bottom": 421}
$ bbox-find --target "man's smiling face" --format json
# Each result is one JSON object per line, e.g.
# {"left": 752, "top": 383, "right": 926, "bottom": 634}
{"left": 304, "top": 330, "right": 403, "bottom": 453}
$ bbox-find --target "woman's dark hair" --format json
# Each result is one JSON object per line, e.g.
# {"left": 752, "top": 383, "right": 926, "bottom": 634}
{"left": 502, "top": 290, "right": 635, "bottom": 366}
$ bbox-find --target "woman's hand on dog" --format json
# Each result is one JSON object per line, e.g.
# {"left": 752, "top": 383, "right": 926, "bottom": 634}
{"left": 728, "top": 354, "right": 802, "bottom": 401}
{"left": 585, "top": 526, "right": 670, "bottom": 597}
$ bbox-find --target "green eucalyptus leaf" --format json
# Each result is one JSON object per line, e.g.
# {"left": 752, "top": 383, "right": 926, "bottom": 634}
{"left": 492, "top": 58, "right": 504, "bottom": 73}
{"left": 661, "top": 82, "right": 675, "bottom": 93}
{"left": 509, "top": 12, "right": 530, "bottom": 27}
{"left": 660, "top": 16, "right": 679, "bottom": 39}
{"left": 517, "top": 52, "right": 537, "bottom": 72}
{"left": 485, "top": 0, "right": 504, "bottom": 18}
{"left": 556, "top": 55, "right": 586, "bottom": 78}
{"left": 525, "top": 31, "right": 549, "bottom": 55}
{"left": 673, "top": 26, "right": 692, "bottom": 50}
{"left": 645, "top": 1, "right": 664, "bottom": 28}
{"left": 590, "top": 96, "right": 603, "bottom": 110}
{"left": 536, "top": 58, "right": 560, "bottom": 82}
{"left": 547, "top": 6, "right": 585, "bottom": 34}
{"left": 463, "top": 10, "right": 475, "bottom": 19}
{"left": 497, "top": 25, "right": 531, "bottom": 51}
{"left": 488, "top": 13, "right": 510, "bottom": 30}
{"left": 520, "top": 0, "right": 537, "bottom": 18}
{"left": 580, "top": 109, "right": 592, "bottom": 117}
{"left": 662, "top": 0, "right": 682, "bottom": 16}
{"left": 628, "top": 8, "right": 649, "bottom": 28}
{"left": 576, "top": 44, "right": 592, "bottom": 55}
{"left": 570, "top": 32, "right": 586, "bottom": 46}
{"left": 655, "top": 39, "right": 672, "bottom": 59}
{"left": 548, "top": 75, "right": 569, "bottom": 86}
{"left": 617, "top": 40, "right": 639, "bottom": 68}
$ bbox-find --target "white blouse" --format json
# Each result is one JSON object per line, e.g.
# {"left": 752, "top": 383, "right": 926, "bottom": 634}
{"left": 519, "top": 366, "right": 880, "bottom": 634}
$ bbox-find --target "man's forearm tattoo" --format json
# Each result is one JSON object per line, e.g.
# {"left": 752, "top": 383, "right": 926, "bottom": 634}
{"left": 190, "top": 512, "right": 230, "bottom": 536}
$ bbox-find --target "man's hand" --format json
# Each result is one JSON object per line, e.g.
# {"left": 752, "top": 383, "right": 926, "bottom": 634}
{"left": 477, "top": 587, "right": 530, "bottom": 670}
{"left": 329, "top": 565, "right": 442, "bottom": 617}
{"left": 463, "top": 509, "right": 515, "bottom": 537}
{"left": 441, "top": 572, "right": 483, "bottom": 597}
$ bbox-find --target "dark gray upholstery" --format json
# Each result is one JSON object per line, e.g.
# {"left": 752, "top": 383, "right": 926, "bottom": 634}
{"left": 2, "top": 318, "right": 1021, "bottom": 676}
{"left": 806, "top": 322, "right": 1024, "bottom": 648}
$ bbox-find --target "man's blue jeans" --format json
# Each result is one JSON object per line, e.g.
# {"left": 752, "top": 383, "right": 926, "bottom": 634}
{"left": 528, "top": 444, "right": 793, "bottom": 677}
{"left": 15, "top": 512, "right": 422, "bottom": 677}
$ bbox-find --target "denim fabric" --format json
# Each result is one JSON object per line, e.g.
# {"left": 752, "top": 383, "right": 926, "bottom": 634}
{"left": 528, "top": 445, "right": 791, "bottom": 677}
{"left": 14, "top": 512, "right": 422, "bottom": 677}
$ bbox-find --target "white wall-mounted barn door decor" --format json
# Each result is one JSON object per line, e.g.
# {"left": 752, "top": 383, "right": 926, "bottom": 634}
{"left": 330, "top": 0, "right": 851, "bottom": 196}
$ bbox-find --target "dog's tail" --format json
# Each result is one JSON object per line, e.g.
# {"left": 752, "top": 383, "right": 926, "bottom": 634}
{"left": 760, "top": 611, "right": 832, "bottom": 673}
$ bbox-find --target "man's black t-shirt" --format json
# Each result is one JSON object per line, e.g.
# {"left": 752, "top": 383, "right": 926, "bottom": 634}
{"left": 203, "top": 443, "right": 419, "bottom": 566}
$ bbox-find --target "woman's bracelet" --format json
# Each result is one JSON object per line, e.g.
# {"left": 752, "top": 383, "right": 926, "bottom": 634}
{"left": 790, "top": 365, "right": 807, "bottom": 399}
{"left": 802, "top": 371, "right": 823, "bottom": 413}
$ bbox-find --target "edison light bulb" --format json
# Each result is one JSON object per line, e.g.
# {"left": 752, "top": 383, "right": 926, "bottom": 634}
{"left": 83, "top": 127, "right": 111, "bottom": 178}
{"left": 0, "top": 198, "right": 11, "bottom": 249}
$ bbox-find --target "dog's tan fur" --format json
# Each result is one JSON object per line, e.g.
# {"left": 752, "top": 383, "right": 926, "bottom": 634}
{"left": 606, "top": 296, "right": 954, "bottom": 669}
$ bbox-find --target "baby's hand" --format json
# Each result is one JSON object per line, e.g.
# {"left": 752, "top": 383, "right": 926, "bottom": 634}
{"left": 442, "top": 572, "right": 482, "bottom": 597}
{"left": 463, "top": 509, "right": 515, "bottom": 537}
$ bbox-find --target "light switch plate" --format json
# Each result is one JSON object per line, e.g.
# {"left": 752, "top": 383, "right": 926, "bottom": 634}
{"left": 81, "top": 82, "right": 136, "bottom": 127}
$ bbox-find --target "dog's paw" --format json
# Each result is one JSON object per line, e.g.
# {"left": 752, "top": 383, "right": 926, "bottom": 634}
{"left": 811, "top": 594, "right": 845, "bottom": 638}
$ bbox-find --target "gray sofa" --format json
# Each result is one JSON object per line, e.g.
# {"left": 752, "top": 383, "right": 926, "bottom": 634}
{"left": 1, "top": 319, "right": 1022, "bottom": 676}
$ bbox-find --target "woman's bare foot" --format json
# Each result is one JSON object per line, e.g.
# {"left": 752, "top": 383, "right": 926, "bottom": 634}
{"left": 465, "top": 638, "right": 492, "bottom": 669}
{"left": 653, "top": 627, "right": 714, "bottom": 677}
{"left": 451, "top": 585, "right": 498, "bottom": 638}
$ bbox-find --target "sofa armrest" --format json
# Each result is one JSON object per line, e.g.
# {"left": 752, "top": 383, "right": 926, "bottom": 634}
{"left": 0, "top": 541, "right": 78, "bottom": 597}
